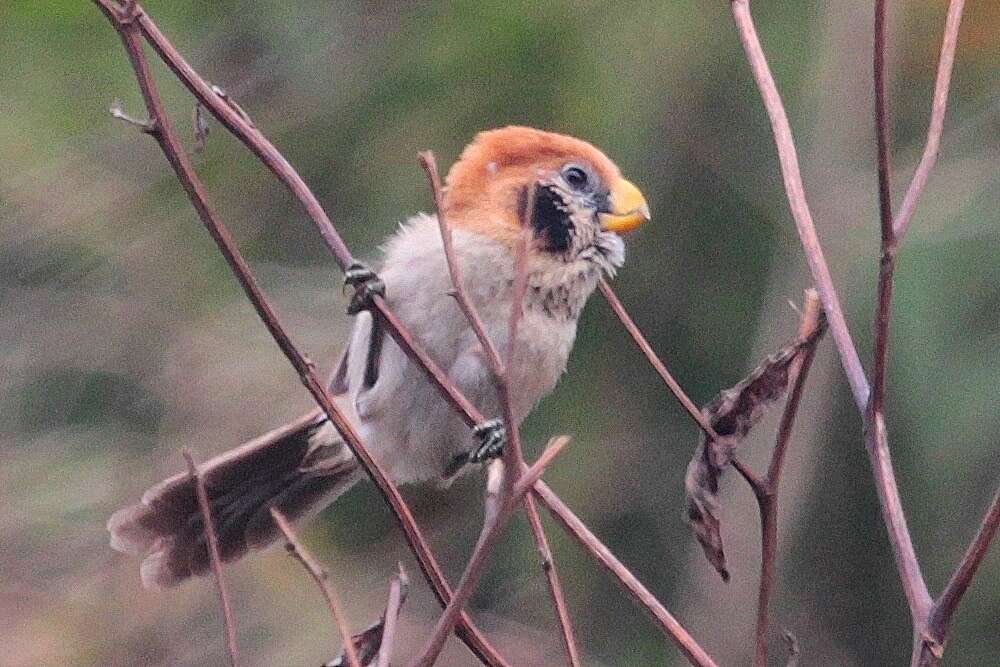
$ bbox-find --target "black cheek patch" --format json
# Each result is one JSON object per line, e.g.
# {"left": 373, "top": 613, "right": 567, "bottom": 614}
{"left": 529, "top": 184, "right": 573, "bottom": 253}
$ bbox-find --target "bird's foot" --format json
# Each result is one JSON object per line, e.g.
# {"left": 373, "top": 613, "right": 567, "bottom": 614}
{"left": 469, "top": 418, "right": 506, "bottom": 463}
{"left": 344, "top": 262, "right": 385, "bottom": 315}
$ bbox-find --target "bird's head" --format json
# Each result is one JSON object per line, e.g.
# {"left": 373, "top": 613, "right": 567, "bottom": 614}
{"left": 442, "top": 126, "right": 649, "bottom": 270}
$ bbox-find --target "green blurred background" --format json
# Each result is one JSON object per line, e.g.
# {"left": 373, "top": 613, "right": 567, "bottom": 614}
{"left": 2, "top": 1, "right": 997, "bottom": 665}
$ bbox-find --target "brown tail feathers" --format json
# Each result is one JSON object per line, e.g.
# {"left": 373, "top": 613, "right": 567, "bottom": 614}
{"left": 108, "top": 410, "right": 360, "bottom": 588}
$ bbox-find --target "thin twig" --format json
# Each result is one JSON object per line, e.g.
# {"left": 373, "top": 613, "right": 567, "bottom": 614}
{"left": 419, "top": 151, "right": 504, "bottom": 378}
{"left": 915, "top": 486, "right": 1000, "bottom": 666}
{"left": 599, "top": 279, "right": 719, "bottom": 442}
{"left": 182, "top": 449, "right": 240, "bottom": 667}
{"left": 512, "top": 436, "right": 573, "bottom": 501}
{"left": 376, "top": 564, "right": 410, "bottom": 667}
{"left": 867, "top": 0, "right": 931, "bottom": 624}
{"left": 872, "top": 0, "right": 896, "bottom": 421}
{"left": 271, "top": 509, "right": 360, "bottom": 667}
{"left": 895, "top": 0, "right": 966, "bottom": 242}
{"left": 93, "top": 3, "right": 508, "bottom": 664}
{"left": 522, "top": 495, "right": 581, "bottom": 667}
{"left": 729, "top": 0, "right": 870, "bottom": 410}
{"left": 873, "top": 0, "right": 895, "bottom": 251}
{"left": 749, "top": 290, "right": 824, "bottom": 667}
{"left": 532, "top": 481, "right": 717, "bottom": 667}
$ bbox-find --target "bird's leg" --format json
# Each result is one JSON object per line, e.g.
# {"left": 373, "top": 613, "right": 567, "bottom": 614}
{"left": 344, "top": 262, "right": 386, "bottom": 315}
{"left": 469, "top": 418, "right": 507, "bottom": 463}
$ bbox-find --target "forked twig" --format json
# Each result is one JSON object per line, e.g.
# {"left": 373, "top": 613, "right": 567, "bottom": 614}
{"left": 182, "top": 449, "right": 240, "bottom": 667}
{"left": 916, "top": 487, "right": 1000, "bottom": 666}
{"left": 532, "top": 481, "right": 718, "bottom": 667}
{"left": 271, "top": 509, "right": 360, "bottom": 667}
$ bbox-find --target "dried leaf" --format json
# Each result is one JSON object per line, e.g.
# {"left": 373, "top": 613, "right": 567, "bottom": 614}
{"left": 684, "top": 320, "right": 826, "bottom": 580}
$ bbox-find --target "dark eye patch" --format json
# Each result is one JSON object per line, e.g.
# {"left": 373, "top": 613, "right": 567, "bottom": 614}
{"left": 528, "top": 183, "right": 573, "bottom": 253}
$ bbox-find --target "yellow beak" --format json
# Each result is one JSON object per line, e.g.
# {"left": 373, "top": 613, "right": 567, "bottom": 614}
{"left": 599, "top": 178, "right": 650, "bottom": 233}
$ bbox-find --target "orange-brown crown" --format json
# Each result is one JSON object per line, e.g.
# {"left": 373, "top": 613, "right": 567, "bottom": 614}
{"left": 441, "top": 126, "right": 624, "bottom": 243}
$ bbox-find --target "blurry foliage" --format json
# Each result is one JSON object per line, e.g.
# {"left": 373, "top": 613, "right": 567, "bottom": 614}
{"left": 1, "top": 1, "right": 997, "bottom": 665}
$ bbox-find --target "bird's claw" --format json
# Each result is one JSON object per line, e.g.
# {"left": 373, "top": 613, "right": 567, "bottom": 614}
{"left": 469, "top": 418, "right": 506, "bottom": 463}
{"left": 344, "top": 262, "right": 385, "bottom": 315}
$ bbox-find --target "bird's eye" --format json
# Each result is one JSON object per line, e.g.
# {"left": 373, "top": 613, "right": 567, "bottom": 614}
{"left": 562, "top": 165, "right": 589, "bottom": 191}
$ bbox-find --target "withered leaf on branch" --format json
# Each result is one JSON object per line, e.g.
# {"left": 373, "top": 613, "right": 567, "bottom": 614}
{"left": 684, "top": 318, "right": 827, "bottom": 580}
{"left": 325, "top": 567, "right": 410, "bottom": 667}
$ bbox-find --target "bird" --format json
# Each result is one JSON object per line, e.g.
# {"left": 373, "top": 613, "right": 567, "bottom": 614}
{"left": 107, "top": 126, "right": 650, "bottom": 587}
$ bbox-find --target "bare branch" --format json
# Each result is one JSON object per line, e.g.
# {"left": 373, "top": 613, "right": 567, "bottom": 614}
{"left": 867, "top": 0, "right": 932, "bottom": 623}
{"left": 419, "top": 151, "right": 505, "bottom": 378}
{"left": 182, "top": 449, "right": 240, "bottom": 667}
{"left": 532, "top": 481, "right": 717, "bottom": 667}
{"left": 126, "top": 1, "right": 485, "bottom": 431}
{"left": 751, "top": 290, "right": 824, "bottom": 667}
{"left": 522, "top": 495, "right": 581, "bottom": 667}
{"left": 93, "top": 3, "right": 512, "bottom": 664}
{"left": 915, "top": 486, "right": 1000, "bottom": 666}
{"left": 376, "top": 564, "right": 410, "bottom": 667}
{"left": 271, "top": 509, "right": 360, "bottom": 667}
{"left": 873, "top": 0, "right": 895, "bottom": 251}
{"left": 895, "top": 0, "right": 966, "bottom": 241}
{"left": 729, "top": 0, "right": 869, "bottom": 410}
{"left": 599, "top": 279, "right": 719, "bottom": 442}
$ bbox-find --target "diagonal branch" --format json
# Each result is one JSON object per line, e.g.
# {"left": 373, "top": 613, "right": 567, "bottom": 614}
{"left": 729, "top": 0, "right": 870, "bottom": 411}
{"left": 522, "top": 495, "right": 581, "bottom": 667}
{"left": 894, "top": 0, "right": 966, "bottom": 242}
{"left": 271, "top": 509, "right": 360, "bottom": 667}
{"left": 532, "top": 481, "right": 718, "bottom": 667}
{"left": 915, "top": 486, "right": 1000, "bottom": 666}
{"left": 419, "top": 151, "right": 505, "bottom": 378}
{"left": 599, "top": 279, "right": 719, "bottom": 442}
{"left": 128, "top": 0, "right": 484, "bottom": 430}
{"left": 182, "top": 449, "right": 240, "bottom": 667}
